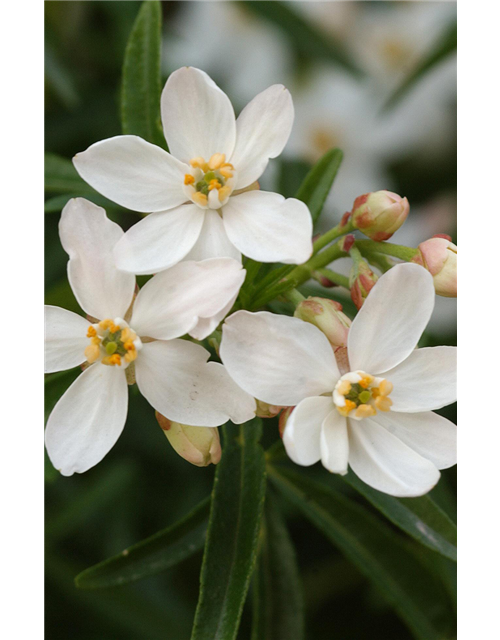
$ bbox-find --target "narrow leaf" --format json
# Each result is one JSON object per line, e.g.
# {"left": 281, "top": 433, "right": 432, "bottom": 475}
{"left": 251, "top": 493, "right": 304, "bottom": 640}
{"left": 121, "top": 0, "right": 165, "bottom": 147}
{"left": 191, "top": 420, "right": 267, "bottom": 640}
{"left": 295, "top": 148, "right": 343, "bottom": 225}
{"left": 343, "top": 470, "right": 457, "bottom": 561}
{"left": 269, "top": 466, "right": 452, "bottom": 640}
{"left": 75, "top": 497, "right": 210, "bottom": 589}
{"left": 45, "top": 152, "right": 95, "bottom": 194}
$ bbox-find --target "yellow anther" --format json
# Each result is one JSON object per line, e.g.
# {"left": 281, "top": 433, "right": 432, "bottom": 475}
{"left": 124, "top": 340, "right": 135, "bottom": 351}
{"left": 120, "top": 327, "right": 131, "bottom": 342}
{"left": 184, "top": 174, "right": 195, "bottom": 185}
{"left": 371, "top": 387, "right": 380, "bottom": 398}
{"left": 337, "top": 399, "right": 356, "bottom": 416}
{"left": 124, "top": 350, "right": 137, "bottom": 363}
{"left": 375, "top": 396, "right": 393, "bottom": 412}
{"left": 109, "top": 354, "right": 122, "bottom": 366}
{"left": 99, "top": 319, "right": 112, "bottom": 330}
{"left": 109, "top": 323, "right": 120, "bottom": 334}
{"left": 337, "top": 380, "right": 352, "bottom": 396}
{"left": 218, "top": 185, "right": 232, "bottom": 202}
{"left": 208, "top": 179, "right": 222, "bottom": 191}
{"left": 190, "top": 156, "right": 206, "bottom": 169}
{"left": 91, "top": 336, "right": 101, "bottom": 345}
{"left": 379, "top": 379, "right": 393, "bottom": 397}
{"left": 208, "top": 153, "right": 226, "bottom": 170}
{"left": 355, "top": 404, "right": 377, "bottom": 419}
{"left": 219, "top": 163, "right": 234, "bottom": 178}
{"left": 84, "top": 343, "right": 100, "bottom": 364}
{"left": 359, "top": 374, "right": 374, "bottom": 389}
{"left": 87, "top": 325, "right": 97, "bottom": 338}
{"left": 192, "top": 192, "right": 208, "bottom": 207}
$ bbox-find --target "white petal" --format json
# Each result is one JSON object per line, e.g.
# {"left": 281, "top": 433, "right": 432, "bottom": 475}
{"left": 348, "top": 418, "right": 440, "bottom": 497}
{"left": 348, "top": 264, "right": 435, "bottom": 374}
{"left": 220, "top": 311, "right": 339, "bottom": 406}
{"left": 113, "top": 204, "right": 205, "bottom": 275}
{"left": 230, "top": 84, "right": 294, "bottom": 189}
{"left": 161, "top": 67, "right": 236, "bottom": 164}
{"left": 135, "top": 340, "right": 256, "bottom": 427}
{"left": 45, "top": 364, "right": 128, "bottom": 476}
{"left": 59, "top": 198, "right": 135, "bottom": 319}
{"left": 320, "top": 410, "right": 349, "bottom": 475}
{"left": 183, "top": 209, "right": 241, "bottom": 262}
{"left": 189, "top": 294, "right": 237, "bottom": 341}
{"left": 73, "top": 136, "right": 188, "bottom": 212}
{"left": 385, "top": 346, "right": 457, "bottom": 412}
{"left": 283, "top": 396, "right": 333, "bottom": 466}
{"left": 131, "top": 258, "right": 245, "bottom": 340}
{"left": 222, "top": 191, "right": 313, "bottom": 264}
{"left": 45, "top": 306, "right": 89, "bottom": 373}
{"left": 373, "top": 411, "right": 457, "bottom": 470}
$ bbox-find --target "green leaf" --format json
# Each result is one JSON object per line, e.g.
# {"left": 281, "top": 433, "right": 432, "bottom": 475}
{"left": 244, "top": 1, "right": 362, "bottom": 77}
{"left": 44, "top": 193, "right": 120, "bottom": 214}
{"left": 269, "top": 466, "right": 452, "bottom": 640}
{"left": 45, "top": 152, "right": 96, "bottom": 194}
{"left": 343, "top": 471, "right": 457, "bottom": 562}
{"left": 191, "top": 421, "right": 267, "bottom": 640}
{"left": 295, "top": 148, "right": 343, "bottom": 225}
{"left": 75, "top": 497, "right": 210, "bottom": 589}
{"left": 251, "top": 493, "right": 304, "bottom": 640}
{"left": 121, "top": 0, "right": 165, "bottom": 147}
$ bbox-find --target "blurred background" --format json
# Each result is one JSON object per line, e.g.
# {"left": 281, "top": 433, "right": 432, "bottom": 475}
{"left": 45, "top": 2, "right": 457, "bottom": 638}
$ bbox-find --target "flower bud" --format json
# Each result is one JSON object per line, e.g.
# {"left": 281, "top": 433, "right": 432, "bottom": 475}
{"left": 413, "top": 237, "right": 457, "bottom": 297}
{"left": 255, "top": 400, "right": 282, "bottom": 419}
{"left": 294, "top": 297, "right": 351, "bottom": 349}
{"left": 350, "top": 261, "right": 378, "bottom": 309}
{"left": 156, "top": 412, "right": 221, "bottom": 467}
{"left": 351, "top": 191, "right": 409, "bottom": 241}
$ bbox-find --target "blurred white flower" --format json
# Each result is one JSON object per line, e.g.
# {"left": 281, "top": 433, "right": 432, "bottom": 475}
{"left": 74, "top": 67, "right": 312, "bottom": 274}
{"left": 220, "top": 264, "right": 456, "bottom": 497}
{"left": 45, "top": 198, "right": 255, "bottom": 476}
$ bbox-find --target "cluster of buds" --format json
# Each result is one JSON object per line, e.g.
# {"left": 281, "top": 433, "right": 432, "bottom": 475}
{"left": 156, "top": 412, "right": 221, "bottom": 467}
{"left": 349, "top": 260, "right": 378, "bottom": 310}
{"left": 412, "top": 235, "right": 457, "bottom": 297}
{"left": 350, "top": 190, "right": 409, "bottom": 241}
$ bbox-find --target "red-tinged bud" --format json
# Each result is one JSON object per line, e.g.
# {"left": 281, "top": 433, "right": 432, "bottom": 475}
{"left": 255, "top": 400, "right": 283, "bottom": 419}
{"left": 340, "top": 234, "right": 355, "bottom": 253}
{"left": 278, "top": 407, "right": 294, "bottom": 438}
{"left": 156, "top": 412, "right": 221, "bottom": 467}
{"left": 294, "top": 297, "right": 351, "bottom": 348}
{"left": 413, "top": 237, "right": 457, "bottom": 297}
{"left": 351, "top": 191, "right": 409, "bottom": 241}
{"left": 314, "top": 272, "right": 338, "bottom": 288}
{"left": 350, "top": 260, "right": 378, "bottom": 309}
{"left": 340, "top": 211, "right": 351, "bottom": 227}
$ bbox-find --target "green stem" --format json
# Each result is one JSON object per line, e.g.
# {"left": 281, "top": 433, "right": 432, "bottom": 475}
{"left": 313, "top": 268, "right": 350, "bottom": 289}
{"left": 280, "top": 288, "right": 305, "bottom": 306}
{"left": 313, "top": 218, "right": 354, "bottom": 254}
{"left": 357, "top": 249, "right": 394, "bottom": 273}
{"left": 355, "top": 240, "right": 419, "bottom": 262}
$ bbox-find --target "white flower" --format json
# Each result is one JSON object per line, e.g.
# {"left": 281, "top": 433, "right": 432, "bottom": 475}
{"left": 45, "top": 198, "right": 256, "bottom": 476}
{"left": 220, "top": 263, "right": 456, "bottom": 497}
{"left": 73, "top": 66, "right": 313, "bottom": 275}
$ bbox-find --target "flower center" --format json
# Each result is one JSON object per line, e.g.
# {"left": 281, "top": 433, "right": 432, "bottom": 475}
{"left": 333, "top": 370, "right": 393, "bottom": 420}
{"left": 84, "top": 318, "right": 142, "bottom": 368}
{"left": 183, "top": 153, "right": 236, "bottom": 210}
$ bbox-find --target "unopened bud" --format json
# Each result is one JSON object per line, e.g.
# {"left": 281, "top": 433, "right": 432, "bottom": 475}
{"left": 294, "top": 297, "right": 351, "bottom": 349}
{"left": 255, "top": 400, "right": 283, "bottom": 419}
{"left": 340, "top": 234, "right": 355, "bottom": 253}
{"left": 351, "top": 191, "right": 409, "bottom": 241}
{"left": 413, "top": 237, "right": 457, "bottom": 297}
{"left": 156, "top": 412, "right": 221, "bottom": 467}
{"left": 278, "top": 406, "right": 294, "bottom": 438}
{"left": 350, "top": 260, "right": 378, "bottom": 309}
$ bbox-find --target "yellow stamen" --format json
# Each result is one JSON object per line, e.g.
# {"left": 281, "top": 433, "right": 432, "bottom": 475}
{"left": 359, "top": 374, "right": 374, "bottom": 389}
{"left": 91, "top": 337, "right": 101, "bottom": 345}
{"left": 109, "top": 354, "right": 122, "bottom": 366}
{"left": 371, "top": 387, "right": 380, "bottom": 398}
{"left": 337, "top": 380, "right": 352, "bottom": 396}
{"left": 99, "top": 319, "right": 112, "bottom": 330}
{"left": 192, "top": 192, "right": 208, "bottom": 207}
{"left": 219, "top": 163, "right": 234, "bottom": 178}
{"left": 208, "top": 153, "right": 226, "bottom": 170}
{"left": 190, "top": 157, "right": 206, "bottom": 169}
{"left": 355, "top": 404, "right": 376, "bottom": 419}
{"left": 208, "top": 179, "right": 222, "bottom": 191}
{"left": 109, "top": 323, "right": 120, "bottom": 334}
{"left": 84, "top": 343, "right": 100, "bottom": 364}
{"left": 184, "top": 174, "right": 195, "bottom": 185}
{"left": 337, "top": 399, "right": 356, "bottom": 416}
{"left": 124, "top": 350, "right": 137, "bottom": 363}
{"left": 124, "top": 340, "right": 135, "bottom": 351}
{"left": 87, "top": 325, "right": 97, "bottom": 338}
{"left": 375, "top": 396, "right": 393, "bottom": 412}
{"left": 379, "top": 379, "right": 393, "bottom": 397}
{"left": 218, "top": 185, "right": 231, "bottom": 202}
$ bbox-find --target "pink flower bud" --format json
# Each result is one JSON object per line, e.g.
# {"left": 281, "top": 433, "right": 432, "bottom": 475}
{"left": 414, "top": 237, "right": 457, "bottom": 297}
{"left": 351, "top": 191, "right": 409, "bottom": 241}
{"left": 156, "top": 412, "right": 221, "bottom": 467}
{"left": 294, "top": 297, "right": 351, "bottom": 349}
{"left": 350, "top": 261, "right": 378, "bottom": 310}
{"left": 255, "top": 400, "right": 283, "bottom": 419}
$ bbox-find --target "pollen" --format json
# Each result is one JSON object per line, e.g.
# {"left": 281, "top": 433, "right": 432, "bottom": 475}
{"left": 208, "top": 179, "right": 222, "bottom": 191}
{"left": 184, "top": 174, "right": 195, "bottom": 185}
{"left": 87, "top": 325, "right": 97, "bottom": 338}
{"left": 379, "top": 379, "right": 393, "bottom": 396}
{"left": 337, "top": 399, "right": 356, "bottom": 417}
{"left": 84, "top": 343, "right": 100, "bottom": 364}
{"left": 192, "top": 192, "right": 208, "bottom": 207}
{"left": 186, "top": 154, "right": 236, "bottom": 209}
{"left": 190, "top": 157, "right": 208, "bottom": 170}
{"left": 83, "top": 318, "right": 142, "bottom": 369}
{"left": 359, "top": 374, "right": 374, "bottom": 389}
{"left": 337, "top": 380, "right": 352, "bottom": 396}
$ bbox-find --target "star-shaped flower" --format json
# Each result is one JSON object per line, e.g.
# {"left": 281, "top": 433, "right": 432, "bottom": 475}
{"left": 220, "top": 263, "right": 456, "bottom": 497}
{"left": 73, "top": 67, "right": 313, "bottom": 275}
{"left": 45, "top": 198, "right": 255, "bottom": 475}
